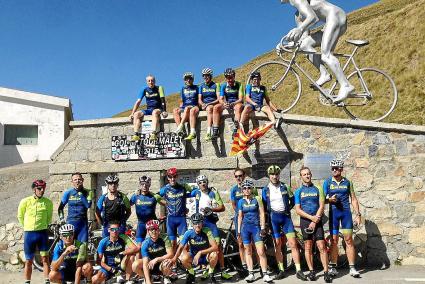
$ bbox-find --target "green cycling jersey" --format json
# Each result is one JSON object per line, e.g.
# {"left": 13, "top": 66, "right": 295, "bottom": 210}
{"left": 17, "top": 196, "right": 53, "bottom": 231}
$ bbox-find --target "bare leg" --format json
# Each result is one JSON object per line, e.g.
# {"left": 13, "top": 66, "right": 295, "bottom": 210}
{"left": 287, "top": 237, "right": 302, "bottom": 266}
{"left": 330, "top": 234, "right": 339, "bottom": 264}
{"left": 173, "top": 108, "right": 182, "bottom": 126}
{"left": 273, "top": 237, "right": 284, "bottom": 268}
{"left": 24, "top": 260, "right": 33, "bottom": 282}
{"left": 124, "top": 256, "right": 134, "bottom": 280}
{"left": 261, "top": 106, "right": 276, "bottom": 124}
{"left": 240, "top": 105, "right": 253, "bottom": 126}
{"left": 344, "top": 234, "right": 356, "bottom": 265}
{"left": 151, "top": 109, "right": 161, "bottom": 133}
{"left": 208, "top": 251, "right": 219, "bottom": 269}
{"left": 133, "top": 111, "right": 144, "bottom": 133}
{"left": 213, "top": 104, "right": 223, "bottom": 127}
{"left": 304, "top": 240, "right": 314, "bottom": 271}
{"left": 233, "top": 103, "right": 243, "bottom": 123}
{"left": 254, "top": 242, "right": 268, "bottom": 273}
{"left": 316, "top": 240, "right": 329, "bottom": 271}
{"left": 189, "top": 106, "right": 199, "bottom": 129}
{"left": 42, "top": 256, "right": 50, "bottom": 280}
{"left": 243, "top": 244, "right": 254, "bottom": 271}
{"left": 206, "top": 105, "right": 214, "bottom": 128}
{"left": 132, "top": 259, "right": 144, "bottom": 277}
{"left": 48, "top": 270, "right": 62, "bottom": 283}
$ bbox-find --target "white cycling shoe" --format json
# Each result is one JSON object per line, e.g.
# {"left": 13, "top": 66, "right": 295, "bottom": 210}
{"left": 263, "top": 274, "right": 274, "bottom": 283}
{"left": 333, "top": 84, "right": 355, "bottom": 103}
{"left": 245, "top": 273, "right": 255, "bottom": 282}
{"left": 350, "top": 267, "right": 361, "bottom": 278}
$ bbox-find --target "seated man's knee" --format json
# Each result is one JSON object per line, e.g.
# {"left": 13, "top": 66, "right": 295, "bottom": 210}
{"left": 48, "top": 270, "right": 60, "bottom": 282}
{"left": 206, "top": 105, "right": 214, "bottom": 114}
{"left": 132, "top": 259, "right": 143, "bottom": 273}
{"left": 209, "top": 251, "right": 218, "bottom": 261}
{"left": 152, "top": 109, "right": 161, "bottom": 116}
{"left": 344, "top": 235, "right": 354, "bottom": 246}
{"left": 213, "top": 104, "right": 223, "bottom": 112}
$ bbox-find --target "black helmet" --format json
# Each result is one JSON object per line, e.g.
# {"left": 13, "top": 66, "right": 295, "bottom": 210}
{"left": 105, "top": 173, "right": 119, "bottom": 184}
{"left": 139, "top": 175, "right": 151, "bottom": 185}
{"left": 250, "top": 71, "right": 261, "bottom": 80}
{"left": 191, "top": 213, "right": 204, "bottom": 225}
{"left": 267, "top": 165, "right": 281, "bottom": 176}
{"left": 224, "top": 68, "right": 235, "bottom": 77}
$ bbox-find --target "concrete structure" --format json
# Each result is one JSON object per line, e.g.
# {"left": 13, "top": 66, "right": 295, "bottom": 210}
{"left": 0, "top": 87, "right": 73, "bottom": 168}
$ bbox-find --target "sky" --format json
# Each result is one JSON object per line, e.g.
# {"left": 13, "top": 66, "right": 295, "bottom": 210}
{"left": 0, "top": 0, "right": 378, "bottom": 120}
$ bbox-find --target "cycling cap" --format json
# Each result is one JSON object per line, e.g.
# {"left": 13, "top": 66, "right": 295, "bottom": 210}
{"left": 196, "top": 174, "right": 208, "bottom": 184}
{"left": 241, "top": 179, "right": 254, "bottom": 188}
{"left": 139, "top": 175, "right": 151, "bottom": 185}
{"left": 224, "top": 68, "right": 235, "bottom": 77}
{"left": 183, "top": 72, "right": 194, "bottom": 80}
{"left": 250, "top": 71, "right": 261, "bottom": 79}
{"left": 146, "top": 219, "right": 160, "bottom": 230}
{"left": 202, "top": 68, "right": 213, "bottom": 76}
{"left": 59, "top": 224, "right": 75, "bottom": 235}
{"left": 330, "top": 159, "right": 344, "bottom": 168}
{"left": 32, "top": 179, "right": 46, "bottom": 189}
{"left": 191, "top": 213, "right": 204, "bottom": 225}
{"left": 267, "top": 165, "right": 281, "bottom": 175}
{"left": 105, "top": 174, "right": 119, "bottom": 184}
{"left": 167, "top": 167, "right": 178, "bottom": 176}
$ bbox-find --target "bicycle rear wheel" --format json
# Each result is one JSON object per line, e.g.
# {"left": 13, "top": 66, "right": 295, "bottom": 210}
{"left": 247, "top": 61, "right": 302, "bottom": 113}
{"left": 343, "top": 68, "right": 397, "bottom": 121}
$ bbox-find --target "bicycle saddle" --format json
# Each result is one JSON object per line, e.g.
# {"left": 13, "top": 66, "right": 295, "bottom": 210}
{"left": 346, "top": 39, "right": 369, "bottom": 47}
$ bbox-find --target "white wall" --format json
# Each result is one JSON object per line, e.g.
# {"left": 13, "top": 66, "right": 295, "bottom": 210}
{"left": 0, "top": 99, "right": 66, "bottom": 168}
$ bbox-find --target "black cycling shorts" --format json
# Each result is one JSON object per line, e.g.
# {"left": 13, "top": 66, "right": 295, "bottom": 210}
{"left": 300, "top": 217, "right": 324, "bottom": 241}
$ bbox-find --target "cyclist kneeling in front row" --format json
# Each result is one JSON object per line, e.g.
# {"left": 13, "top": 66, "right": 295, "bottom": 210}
{"left": 170, "top": 213, "right": 219, "bottom": 284}
{"left": 132, "top": 220, "right": 174, "bottom": 284}
{"left": 92, "top": 221, "right": 139, "bottom": 284}
{"left": 49, "top": 224, "right": 93, "bottom": 284}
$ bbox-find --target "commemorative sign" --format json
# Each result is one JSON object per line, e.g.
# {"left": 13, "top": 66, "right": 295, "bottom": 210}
{"left": 111, "top": 132, "right": 186, "bottom": 160}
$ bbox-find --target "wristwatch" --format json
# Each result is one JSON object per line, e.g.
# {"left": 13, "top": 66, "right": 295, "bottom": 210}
{"left": 356, "top": 213, "right": 362, "bottom": 216}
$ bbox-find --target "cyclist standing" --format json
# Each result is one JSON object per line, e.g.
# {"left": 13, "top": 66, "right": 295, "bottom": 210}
{"left": 261, "top": 165, "right": 306, "bottom": 280}
{"left": 294, "top": 166, "right": 332, "bottom": 282}
{"left": 173, "top": 72, "right": 200, "bottom": 141}
{"left": 130, "top": 175, "right": 162, "bottom": 244}
{"left": 58, "top": 172, "right": 93, "bottom": 243}
{"left": 130, "top": 75, "right": 168, "bottom": 141}
{"left": 17, "top": 179, "right": 53, "bottom": 284}
{"left": 95, "top": 174, "right": 131, "bottom": 237}
{"left": 237, "top": 179, "right": 272, "bottom": 283}
{"left": 92, "top": 221, "right": 139, "bottom": 284}
{"left": 191, "top": 174, "right": 232, "bottom": 280}
{"left": 170, "top": 213, "right": 219, "bottom": 284}
{"left": 219, "top": 68, "right": 244, "bottom": 138}
{"left": 132, "top": 220, "right": 174, "bottom": 284}
{"left": 198, "top": 68, "right": 221, "bottom": 141}
{"left": 323, "top": 159, "right": 361, "bottom": 278}
{"left": 49, "top": 224, "right": 93, "bottom": 284}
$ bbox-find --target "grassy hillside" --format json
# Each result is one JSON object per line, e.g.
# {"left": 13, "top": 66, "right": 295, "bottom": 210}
{"left": 115, "top": 0, "right": 425, "bottom": 125}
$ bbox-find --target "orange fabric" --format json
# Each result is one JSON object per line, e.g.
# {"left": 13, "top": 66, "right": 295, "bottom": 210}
{"left": 229, "top": 122, "right": 273, "bottom": 156}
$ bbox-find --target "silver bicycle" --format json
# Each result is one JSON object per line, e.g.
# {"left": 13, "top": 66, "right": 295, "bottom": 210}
{"left": 248, "top": 38, "right": 398, "bottom": 121}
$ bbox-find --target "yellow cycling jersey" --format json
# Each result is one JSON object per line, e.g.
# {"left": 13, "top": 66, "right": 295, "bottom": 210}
{"left": 17, "top": 196, "right": 53, "bottom": 231}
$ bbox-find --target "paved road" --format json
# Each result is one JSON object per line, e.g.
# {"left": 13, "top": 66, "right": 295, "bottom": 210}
{"left": 2, "top": 265, "right": 425, "bottom": 284}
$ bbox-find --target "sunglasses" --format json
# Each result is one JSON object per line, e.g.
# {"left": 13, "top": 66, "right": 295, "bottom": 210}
{"left": 167, "top": 175, "right": 177, "bottom": 179}
{"left": 242, "top": 187, "right": 252, "bottom": 190}
{"left": 35, "top": 187, "right": 45, "bottom": 191}
{"left": 148, "top": 228, "right": 160, "bottom": 232}
{"left": 234, "top": 175, "right": 244, "bottom": 178}
{"left": 109, "top": 227, "right": 120, "bottom": 232}
{"left": 61, "top": 233, "right": 73, "bottom": 238}
{"left": 107, "top": 182, "right": 118, "bottom": 185}
{"left": 331, "top": 167, "right": 343, "bottom": 171}
{"left": 197, "top": 181, "right": 207, "bottom": 185}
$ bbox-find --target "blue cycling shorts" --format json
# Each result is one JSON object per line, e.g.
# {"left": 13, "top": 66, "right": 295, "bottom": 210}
{"left": 241, "top": 223, "right": 263, "bottom": 245}
{"left": 99, "top": 266, "right": 116, "bottom": 280}
{"left": 68, "top": 219, "right": 88, "bottom": 242}
{"left": 136, "top": 221, "right": 147, "bottom": 244}
{"left": 245, "top": 103, "right": 263, "bottom": 112}
{"left": 329, "top": 209, "right": 353, "bottom": 235}
{"left": 189, "top": 252, "right": 208, "bottom": 266}
{"left": 270, "top": 211, "right": 296, "bottom": 239}
{"left": 24, "top": 230, "right": 49, "bottom": 260}
{"left": 141, "top": 108, "right": 161, "bottom": 115}
{"left": 166, "top": 216, "right": 187, "bottom": 241}
{"left": 203, "top": 219, "right": 220, "bottom": 243}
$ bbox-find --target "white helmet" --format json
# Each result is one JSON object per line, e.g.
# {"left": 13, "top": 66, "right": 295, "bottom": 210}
{"left": 196, "top": 174, "right": 208, "bottom": 184}
{"left": 202, "top": 68, "right": 213, "bottom": 76}
{"left": 59, "top": 224, "right": 75, "bottom": 235}
{"left": 330, "top": 159, "right": 344, "bottom": 168}
{"left": 183, "top": 72, "right": 194, "bottom": 80}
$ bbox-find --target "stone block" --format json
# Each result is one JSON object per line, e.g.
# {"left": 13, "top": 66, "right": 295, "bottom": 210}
{"left": 394, "top": 140, "right": 408, "bottom": 156}
{"left": 402, "top": 256, "right": 425, "bottom": 266}
{"left": 415, "top": 201, "right": 425, "bottom": 214}
{"left": 9, "top": 253, "right": 19, "bottom": 265}
{"left": 413, "top": 178, "right": 424, "bottom": 190}
{"left": 70, "top": 150, "right": 88, "bottom": 162}
{"left": 352, "top": 132, "right": 366, "bottom": 145}
{"left": 0, "top": 227, "right": 5, "bottom": 241}
{"left": 351, "top": 169, "right": 373, "bottom": 191}
{"left": 408, "top": 227, "right": 425, "bottom": 244}
{"left": 368, "top": 145, "right": 378, "bottom": 157}
{"left": 49, "top": 163, "right": 76, "bottom": 174}
{"left": 55, "top": 150, "right": 71, "bottom": 163}
{"left": 0, "top": 251, "right": 11, "bottom": 263}
{"left": 393, "top": 166, "right": 405, "bottom": 177}
{"left": 88, "top": 150, "right": 102, "bottom": 162}
{"left": 373, "top": 133, "right": 391, "bottom": 145}
{"left": 410, "top": 191, "right": 425, "bottom": 202}
{"left": 77, "top": 138, "right": 93, "bottom": 150}
{"left": 19, "top": 251, "right": 25, "bottom": 263}
{"left": 378, "top": 223, "right": 403, "bottom": 236}
{"left": 387, "top": 191, "right": 409, "bottom": 201}
{"left": 355, "top": 158, "right": 370, "bottom": 168}
{"left": 0, "top": 242, "right": 8, "bottom": 251}
{"left": 374, "top": 178, "right": 407, "bottom": 192}
{"left": 410, "top": 144, "right": 425, "bottom": 154}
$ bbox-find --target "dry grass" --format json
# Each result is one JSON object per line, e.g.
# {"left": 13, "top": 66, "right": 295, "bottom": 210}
{"left": 115, "top": 0, "right": 425, "bottom": 125}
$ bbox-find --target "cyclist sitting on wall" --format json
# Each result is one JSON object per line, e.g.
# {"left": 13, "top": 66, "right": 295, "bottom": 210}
{"left": 294, "top": 166, "right": 332, "bottom": 283}
{"left": 323, "top": 159, "right": 361, "bottom": 278}
{"left": 170, "top": 213, "right": 219, "bottom": 284}
{"left": 191, "top": 174, "right": 232, "bottom": 280}
{"left": 95, "top": 174, "right": 131, "bottom": 237}
{"left": 173, "top": 72, "right": 200, "bottom": 141}
{"left": 130, "top": 175, "right": 162, "bottom": 244}
{"left": 49, "top": 224, "right": 93, "bottom": 284}
{"left": 132, "top": 220, "right": 174, "bottom": 284}
{"left": 92, "top": 221, "right": 139, "bottom": 284}
{"left": 240, "top": 71, "right": 283, "bottom": 130}
{"left": 58, "top": 172, "right": 93, "bottom": 243}
{"left": 17, "top": 179, "right": 53, "bottom": 284}
{"left": 130, "top": 75, "right": 168, "bottom": 141}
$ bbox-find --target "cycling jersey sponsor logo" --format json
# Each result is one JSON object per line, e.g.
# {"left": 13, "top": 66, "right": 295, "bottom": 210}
{"left": 190, "top": 239, "right": 207, "bottom": 246}
{"left": 330, "top": 184, "right": 348, "bottom": 190}
{"left": 136, "top": 200, "right": 154, "bottom": 206}
{"left": 251, "top": 87, "right": 265, "bottom": 93}
{"left": 202, "top": 87, "right": 216, "bottom": 93}
{"left": 166, "top": 192, "right": 184, "bottom": 199}
{"left": 300, "top": 192, "right": 318, "bottom": 198}
{"left": 104, "top": 244, "right": 123, "bottom": 252}
{"left": 148, "top": 246, "right": 165, "bottom": 253}
{"left": 145, "top": 92, "right": 159, "bottom": 98}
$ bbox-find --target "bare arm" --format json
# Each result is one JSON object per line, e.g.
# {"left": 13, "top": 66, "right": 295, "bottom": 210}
{"left": 289, "top": 0, "right": 319, "bottom": 32}
{"left": 130, "top": 99, "right": 142, "bottom": 118}
{"left": 258, "top": 202, "right": 266, "bottom": 229}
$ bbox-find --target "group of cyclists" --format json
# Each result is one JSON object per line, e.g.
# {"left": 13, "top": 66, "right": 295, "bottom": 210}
{"left": 17, "top": 158, "right": 362, "bottom": 284}
{"left": 129, "top": 68, "right": 284, "bottom": 143}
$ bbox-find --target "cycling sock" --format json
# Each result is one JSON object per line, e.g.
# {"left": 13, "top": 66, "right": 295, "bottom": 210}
{"left": 44, "top": 279, "right": 50, "bottom": 284}
{"left": 188, "top": 268, "right": 195, "bottom": 275}
{"left": 242, "top": 263, "right": 248, "bottom": 269}
{"left": 207, "top": 127, "right": 211, "bottom": 134}
{"left": 190, "top": 128, "right": 196, "bottom": 135}
{"left": 278, "top": 262, "right": 285, "bottom": 271}
{"left": 295, "top": 263, "right": 301, "bottom": 272}
{"left": 134, "top": 131, "right": 140, "bottom": 136}
{"left": 24, "top": 281, "right": 30, "bottom": 284}
{"left": 212, "top": 126, "right": 219, "bottom": 135}
{"left": 349, "top": 264, "right": 355, "bottom": 269}
{"left": 209, "top": 267, "right": 214, "bottom": 274}
{"left": 329, "top": 262, "right": 336, "bottom": 268}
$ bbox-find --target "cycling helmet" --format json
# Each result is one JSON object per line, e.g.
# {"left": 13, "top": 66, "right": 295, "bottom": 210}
{"left": 139, "top": 175, "right": 151, "bottom": 185}
{"left": 145, "top": 219, "right": 160, "bottom": 230}
{"left": 267, "top": 165, "right": 281, "bottom": 176}
{"left": 105, "top": 174, "right": 119, "bottom": 184}
{"left": 196, "top": 174, "right": 208, "bottom": 184}
{"left": 183, "top": 72, "right": 194, "bottom": 80}
{"left": 241, "top": 179, "right": 254, "bottom": 188}
{"left": 191, "top": 213, "right": 204, "bottom": 225}
{"left": 202, "top": 68, "right": 213, "bottom": 76}
{"left": 59, "top": 224, "right": 75, "bottom": 235}
{"left": 250, "top": 71, "right": 261, "bottom": 80}
{"left": 224, "top": 68, "right": 235, "bottom": 77}
{"left": 330, "top": 159, "right": 344, "bottom": 168}
{"left": 32, "top": 179, "right": 46, "bottom": 189}
{"left": 167, "top": 167, "right": 178, "bottom": 176}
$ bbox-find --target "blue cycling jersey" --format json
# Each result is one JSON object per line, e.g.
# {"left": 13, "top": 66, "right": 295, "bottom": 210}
{"left": 61, "top": 188, "right": 92, "bottom": 221}
{"left": 323, "top": 177, "right": 354, "bottom": 211}
{"left": 138, "top": 86, "right": 165, "bottom": 110}
{"left": 140, "top": 235, "right": 171, "bottom": 259}
{"left": 130, "top": 193, "right": 160, "bottom": 223}
{"left": 52, "top": 239, "right": 87, "bottom": 265}
{"left": 220, "top": 81, "right": 244, "bottom": 103}
{"left": 237, "top": 196, "right": 262, "bottom": 225}
{"left": 159, "top": 183, "right": 191, "bottom": 217}
{"left": 97, "top": 234, "right": 132, "bottom": 267}
{"left": 199, "top": 82, "right": 219, "bottom": 104}
{"left": 181, "top": 85, "right": 199, "bottom": 107}
{"left": 246, "top": 84, "right": 267, "bottom": 106}
{"left": 294, "top": 184, "right": 325, "bottom": 215}
{"left": 180, "top": 228, "right": 214, "bottom": 256}
{"left": 230, "top": 185, "right": 243, "bottom": 212}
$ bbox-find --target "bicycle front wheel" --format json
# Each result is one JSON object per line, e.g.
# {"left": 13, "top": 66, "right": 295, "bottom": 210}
{"left": 343, "top": 68, "right": 398, "bottom": 121}
{"left": 247, "top": 61, "right": 302, "bottom": 113}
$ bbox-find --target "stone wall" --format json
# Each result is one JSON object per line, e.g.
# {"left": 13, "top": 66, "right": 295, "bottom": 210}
{"left": 47, "top": 112, "right": 425, "bottom": 266}
{"left": 0, "top": 223, "right": 25, "bottom": 271}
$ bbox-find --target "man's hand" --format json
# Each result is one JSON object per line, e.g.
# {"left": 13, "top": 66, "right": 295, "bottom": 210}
{"left": 224, "top": 102, "right": 231, "bottom": 109}
{"left": 163, "top": 259, "right": 173, "bottom": 268}
{"left": 260, "top": 229, "right": 267, "bottom": 238}
{"left": 311, "top": 215, "right": 320, "bottom": 223}
{"left": 328, "top": 194, "right": 338, "bottom": 204}
{"left": 193, "top": 252, "right": 202, "bottom": 266}
{"left": 110, "top": 267, "right": 118, "bottom": 275}
{"left": 202, "top": 207, "right": 213, "bottom": 216}
{"left": 201, "top": 103, "right": 207, "bottom": 110}
{"left": 354, "top": 215, "right": 362, "bottom": 227}
{"left": 148, "top": 258, "right": 158, "bottom": 270}
{"left": 64, "top": 245, "right": 77, "bottom": 255}
{"left": 284, "top": 27, "right": 303, "bottom": 42}
{"left": 308, "top": 222, "right": 316, "bottom": 231}
{"left": 161, "top": 111, "right": 168, "bottom": 118}
{"left": 129, "top": 113, "right": 134, "bottom": 121}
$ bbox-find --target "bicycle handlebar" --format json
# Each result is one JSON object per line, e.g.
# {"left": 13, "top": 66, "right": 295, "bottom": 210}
{"left": 277, "top": 37, "right": 301, "bottom": 54}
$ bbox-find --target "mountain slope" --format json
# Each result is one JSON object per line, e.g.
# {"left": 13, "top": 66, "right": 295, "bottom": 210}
{"left": 115, "top": 0, "right": 425, "bottom": 125}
